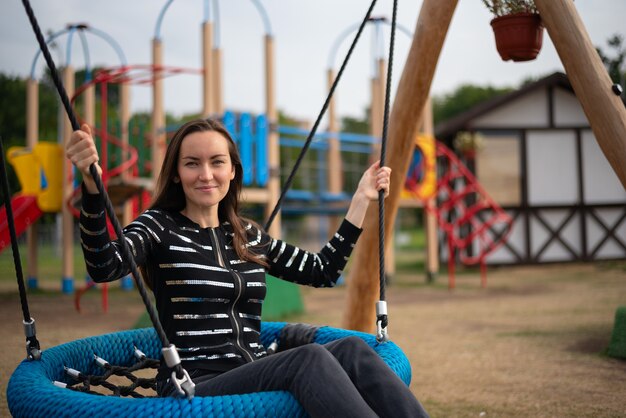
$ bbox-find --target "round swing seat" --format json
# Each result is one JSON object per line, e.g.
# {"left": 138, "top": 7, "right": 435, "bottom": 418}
{"left": 8, "top": 322, "right": 411, "bottom": 418}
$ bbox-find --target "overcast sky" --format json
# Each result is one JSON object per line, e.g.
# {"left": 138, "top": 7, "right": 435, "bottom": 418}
{"left": 1, "top": 0, "right": 624, "bottom": 122}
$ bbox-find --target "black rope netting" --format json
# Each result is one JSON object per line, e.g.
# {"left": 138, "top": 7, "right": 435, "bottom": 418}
{"left": 59, "top": 351, "right": 160, "bottom": 398}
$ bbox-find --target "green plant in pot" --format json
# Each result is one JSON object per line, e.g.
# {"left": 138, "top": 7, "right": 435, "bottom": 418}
{"left": 483, "top": 0, "right": 544, "bottom": 62}
{"left": 453, "top": 131, "right": 484, "bottom": 159}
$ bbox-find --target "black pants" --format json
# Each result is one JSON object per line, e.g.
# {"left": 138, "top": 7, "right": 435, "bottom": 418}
{"left": 159, "top": 336, "right": 429, "bottom": 418}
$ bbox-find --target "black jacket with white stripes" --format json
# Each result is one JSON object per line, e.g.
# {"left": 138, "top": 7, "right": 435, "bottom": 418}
{"left": 79, "top": 189, "right": 362, "bottom": 379}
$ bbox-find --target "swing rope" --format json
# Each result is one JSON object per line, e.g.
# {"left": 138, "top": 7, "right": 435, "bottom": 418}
{"left": 19, "top": 0, "right": 194, "bottom": 399}
{"left": 0, "top": 138, "right": 41, "bottom": 361}
{"left": 263, "top": 0, "right": 399, "bottom": 342}
{"left": 375, "top": 0, "right": 398, "bottom": 343}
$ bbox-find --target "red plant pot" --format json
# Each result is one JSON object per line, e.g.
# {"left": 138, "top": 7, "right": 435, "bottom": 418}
{"left": 490, "top": 12, "right": 544, "bottom": 62}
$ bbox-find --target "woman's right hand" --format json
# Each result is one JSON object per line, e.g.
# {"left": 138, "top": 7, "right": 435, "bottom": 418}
{"left": 66, "top": 123, "right": 102, "bottom": 193}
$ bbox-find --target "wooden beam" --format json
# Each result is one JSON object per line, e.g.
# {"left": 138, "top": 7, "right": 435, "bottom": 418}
{"left": 202, "top": 21, "right": 214, "bottom": 117}
{"left": 264, "top": 35, "right": 281, "bottom": 238}
{"left": 535, "top": 0, "right": 626, "bottom": 189}
{"left": 327, "top": 69, "right": 342, "bottom": 237}
{"left": 62, "top": 66, "right": 75, "bottom": 293}
{"left": 343, "top": 0, "right": 459, "bottom": 332}
{"left": 422, "top": 97, "right": 440, "bottom": 281}
{"left": 26, "top": 78, "right": 39, "bottom": 288}
{"left": 152, "top": 39, "right": 166, "bottom": 188}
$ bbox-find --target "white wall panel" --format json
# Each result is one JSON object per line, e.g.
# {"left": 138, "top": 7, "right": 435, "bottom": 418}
{"left": 474, "top": 89, "right": 548, "bottom": 128}
{"left": 553, "top": 88, "right": 587, "bottom": 126}
{"left": 527, "top": 131, "right": 578, "bottom": 205}
{"left": 582, "top": 131, "right": 626, "bottom": 203}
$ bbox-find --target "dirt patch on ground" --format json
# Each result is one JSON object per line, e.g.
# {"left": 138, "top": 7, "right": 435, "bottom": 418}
{"left": 1, "top": 263, "right": 625, "bottom": 417}
{"left": 301, "top": 263, "right": 626, "bottom": 418}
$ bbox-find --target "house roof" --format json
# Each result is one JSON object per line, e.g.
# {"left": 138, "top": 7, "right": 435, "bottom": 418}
{"left": 434, "top": 72, "right": 575, "bottom": 139}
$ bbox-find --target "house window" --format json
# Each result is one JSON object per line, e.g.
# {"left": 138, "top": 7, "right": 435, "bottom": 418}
{"left": 475, "top": 134, "right": 521, "bottom": 206}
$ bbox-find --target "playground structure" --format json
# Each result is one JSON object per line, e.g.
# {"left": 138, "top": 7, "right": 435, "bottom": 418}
{"left": 3, "top": 0, "right": 624, "bottom": 330}
{"left": 16, "top": 22, "right": 130, "bottom": 293}
{"left": 0, "top": 143, "right": 63, "bottom": 255}
{"left": 9, "top": 7, "right": 439, "bottom": 297}
{"left": 12, "top": 1, "right": 281, "bottom": 295}
{"left": 431, "top": 141, "right": 514, "bottom": 288}
{"left": 4, "top": 0, "right": 536, "bottom": 307}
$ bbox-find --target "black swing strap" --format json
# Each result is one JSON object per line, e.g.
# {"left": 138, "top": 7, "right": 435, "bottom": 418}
{"left": 263, "top": 0, "right": 399, "bottom": 342}
{"left": 375, "top": 0, "right": 398, "bottom": 343}
{"left": 0, "top": 138, "right": 41, "bottom": 360}
{"left": 19, "top": 0, "right": 194, "bottom": 399}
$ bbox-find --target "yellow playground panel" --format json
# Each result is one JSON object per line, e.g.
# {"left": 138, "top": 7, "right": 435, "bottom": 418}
{"left": 8, "top": 142, "right": 64, "bottom": 212}
{"left": 402, "top": 133, "right": 437, "bottom": 201}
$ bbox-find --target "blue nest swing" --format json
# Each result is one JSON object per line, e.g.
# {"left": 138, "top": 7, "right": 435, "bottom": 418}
{"left": 8, "top": 323, "right": 411, "bottom": 417}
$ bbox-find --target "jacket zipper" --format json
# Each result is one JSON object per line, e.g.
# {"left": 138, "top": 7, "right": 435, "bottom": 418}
{"left": 210, "top": 228, "right": 255, "bottom": 363}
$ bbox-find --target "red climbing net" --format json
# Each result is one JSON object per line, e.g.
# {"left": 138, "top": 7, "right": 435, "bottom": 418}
{"left": 435, "top": 141, "right": 513, "bottom": 287}
{"left": 405, "top": 140, "right": 514, "bottom": 288}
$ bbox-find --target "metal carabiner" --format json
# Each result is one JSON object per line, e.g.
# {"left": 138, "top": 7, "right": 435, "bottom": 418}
{"left": 375, "top": 301, "right": 389, "bottom": 343}
{"left": 170, "top": 368, "right": 196, "bottom": 400}
{"left": 163, "top": 344, "right": 195, "bottom": 399}
{"left": 23, "top": 318, "right": 41, "bottom": 360}
{"left": 376, "top": 319, "right": 389, "bottom": 343}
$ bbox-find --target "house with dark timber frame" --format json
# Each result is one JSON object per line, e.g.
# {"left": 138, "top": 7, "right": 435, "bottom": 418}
{"left": 435, "top": 72, "right": 626, "bottom": 265}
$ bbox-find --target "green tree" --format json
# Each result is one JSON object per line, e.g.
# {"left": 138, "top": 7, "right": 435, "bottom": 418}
{"left": 0, "top": 73, "right": 58, "bottom": 145}
{"left": 341, "top": 108, "right": 370, "bottom": 134}
{"left": 0, "top": 73, "right": 59, "bottom": 203}
{"left": 432, "top": 84, "right": 513, "bottom": 124}
{"left": 596, "top": 34, "right": 626, "bottom": 89}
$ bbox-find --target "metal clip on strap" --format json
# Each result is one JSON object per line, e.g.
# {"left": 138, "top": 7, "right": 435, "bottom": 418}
{"left": 267, "top": 339, "right": 278, "bottom": 355}
{"left": 375, "top": 301, "right": 389, "bottom": 343}
{"left": 170, "top": 368, "right": 195, "bottom": 400}
{"left": 134, "top": 346, "right": 147, "bottom": 360}
{"left": 162, "top": 344, "right": 195, "bottom": 399}
{"left": 23, "top": 318, "right": 41, "bottom": 360}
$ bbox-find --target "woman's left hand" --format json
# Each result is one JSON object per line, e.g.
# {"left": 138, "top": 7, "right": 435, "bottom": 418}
{"left": 356, "top": 160, "right": 392, "bottom": 201}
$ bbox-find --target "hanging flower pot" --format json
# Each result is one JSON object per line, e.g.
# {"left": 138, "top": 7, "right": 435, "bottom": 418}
{"left": 490, "top": 12, "right": 544, "bottom": 62}
{"left": 453, "top": 131, "right": 484, "bottom": 160}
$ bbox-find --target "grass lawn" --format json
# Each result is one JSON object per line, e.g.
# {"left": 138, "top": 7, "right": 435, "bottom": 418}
{"left": 0, "top": 242, "right": 89, "bottom": 291}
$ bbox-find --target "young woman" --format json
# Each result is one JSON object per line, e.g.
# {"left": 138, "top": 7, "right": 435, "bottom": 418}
{"left": 66, "top": 118, "right": 429, "bottom": 418}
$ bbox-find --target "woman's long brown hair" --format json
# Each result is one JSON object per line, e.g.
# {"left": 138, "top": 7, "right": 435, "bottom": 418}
{"left": 141, "top": 119, "right": 268, "bottom": 288}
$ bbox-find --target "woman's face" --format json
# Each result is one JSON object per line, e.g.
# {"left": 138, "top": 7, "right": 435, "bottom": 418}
{"left": 176, "top": 130, "right": 235, "bottom": 217}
